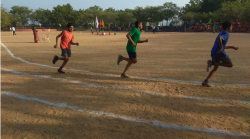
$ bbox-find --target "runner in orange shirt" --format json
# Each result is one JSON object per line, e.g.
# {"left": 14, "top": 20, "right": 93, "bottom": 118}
{"left": 52, "top": 23, "right": 79, "bottom": 73}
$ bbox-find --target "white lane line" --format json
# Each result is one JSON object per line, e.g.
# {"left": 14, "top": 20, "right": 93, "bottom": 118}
{"left": 1, "top": 42, "right": 250, "bottom": 87}
{"left": 2, "top": 68, "right": 250, "bottom": 105}
{"left": 2, "top": 91, "right": 250, "bottom": 138}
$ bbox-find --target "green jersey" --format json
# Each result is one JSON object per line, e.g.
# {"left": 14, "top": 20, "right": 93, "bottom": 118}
{"left": 126, "top": 28, "right": 141, "bottom": 52}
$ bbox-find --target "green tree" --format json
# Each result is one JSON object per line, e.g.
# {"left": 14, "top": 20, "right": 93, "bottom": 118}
{"left": 132, "top": 6, "right": 148, "bottom": 22}
{"left": 105, "top": 7, "right": 116, "bottom": 12}
{"left": 1, "top": 6, "right": 11, "bottom": 28}
{"left": 9, "top": 6, "right": 32, "bottom": 26}
{"left": 161, "top": 2, "right": 181, "bottom": 20}
{"left": 100, "top": 12, "right": 117, "bottom": 26}
{"left": 5, "top": 1, "right": 250, "bottom": 29}
{"left": 116, "top": 12, "right": 135, "bottom": 27}
{"left": 242, "top": 1, "right": 250, "bottom": 22}
{"left": 9, "top": 14, "right": 21, "bottom": 26}
{"left": 200, "top": 0, "right": 224, "bottom": 13}
{"left": 144, "top": 6, "right": 163, "bottom": 23}
{"left": 85, "top": 5, "right": 103, "bottom": 20}
{"left": 218, "top": 0, "right": 244, "bottom": 21}
{"left": 51, "top": 4, "right": 77, "bottom": 27}
{"left": 124, "top": 8, "right": 134, "bottom": 13}
{"left": 31, "top": 8, "right": 52, "bottom": 26}
{"left": 182, "top": 0, "right": 249, "bottom": 22}
{"left": 181, "top": 12, "right": 195, "bottom": 21}
{"left": 183, "top": 0, "right": 202, "bottom": 13}
{"left": 76, "top": 9, "right": 88, "bottom": 25}
{"left": 200, "top": 12, "right": 212, "bottom": 23}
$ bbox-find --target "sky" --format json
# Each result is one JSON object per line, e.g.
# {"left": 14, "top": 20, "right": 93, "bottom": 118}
{"left": 1, "top": 0, "right": 190, "bottom": 11}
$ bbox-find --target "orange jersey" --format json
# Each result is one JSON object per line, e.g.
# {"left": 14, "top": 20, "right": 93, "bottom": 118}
{"left": 60, "top": 31, "right": 74, "bottom": 49}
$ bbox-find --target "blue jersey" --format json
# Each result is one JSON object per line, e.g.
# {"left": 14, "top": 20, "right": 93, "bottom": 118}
{"left": 211, "top": 30, "right": 230, "bottom": 57}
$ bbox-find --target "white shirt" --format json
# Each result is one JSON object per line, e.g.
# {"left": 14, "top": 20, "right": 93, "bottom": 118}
{"left": 12, "top": 27, "right": 15, "bottom": 31}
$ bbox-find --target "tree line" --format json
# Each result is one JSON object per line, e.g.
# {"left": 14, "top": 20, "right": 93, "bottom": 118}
{"left": 1, "top": 0, "right": 250, "bottom": 29}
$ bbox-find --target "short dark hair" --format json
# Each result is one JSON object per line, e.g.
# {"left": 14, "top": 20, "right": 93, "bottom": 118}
{"left": 67, "top": 23, "right": 73, "bottom": 28}
{"left": 135, "top": 21, "right": 142, "bottom": 28}
{"left": 222, "top": 21, "right": 231, "bottom": 30}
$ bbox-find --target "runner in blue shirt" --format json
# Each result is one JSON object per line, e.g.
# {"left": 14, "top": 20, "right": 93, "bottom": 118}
{"left": 202, "top": 21, "right": 239, "bottom": 87}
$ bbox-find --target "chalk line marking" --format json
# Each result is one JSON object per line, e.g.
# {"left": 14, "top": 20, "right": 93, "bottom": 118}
{"left": 2, "top": 68, "right": 250, "bottom": 105}
{"left": 1, "top": 42, "right": 250, "bottom": 86}
{"left": 2, "top": 91, "right": 250, "bottom": 138}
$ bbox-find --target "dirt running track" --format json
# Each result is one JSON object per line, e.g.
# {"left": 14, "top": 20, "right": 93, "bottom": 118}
{"left": 1, "top": 31, "right": 250, "bottom": 139}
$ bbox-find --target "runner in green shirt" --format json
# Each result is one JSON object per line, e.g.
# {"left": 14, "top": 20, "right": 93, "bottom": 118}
{"left": 117, "top": 21, "right": 148, "bottom": 78}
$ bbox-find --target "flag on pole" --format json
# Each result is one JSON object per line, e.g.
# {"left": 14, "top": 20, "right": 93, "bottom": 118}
{"left": 95, "top": 16, "right": 99, "bottom": 29}
{"left": 207, "top": 19, "right": 212, "bottom": 24}
{"left": 92, "top": 21, "right": 94, "bottom": 27}
{"left": 178, "top": 21, "right": 182, "bottom": 26}
{"left": 99, "top": 19, "right": 102, "bottom": 27}
{"left": 102, "top": 19, "right": 105, "bottom": 27}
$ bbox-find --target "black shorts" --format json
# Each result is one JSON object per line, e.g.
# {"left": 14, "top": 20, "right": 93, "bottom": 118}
{"left": 127, "top": 51, "right": 137, "bottom": 59}
{"left": 212, "top": 56, "right": 232, "bottom": 65}
{"left": 61, "top": 49, "right": 71, "bottom": 57}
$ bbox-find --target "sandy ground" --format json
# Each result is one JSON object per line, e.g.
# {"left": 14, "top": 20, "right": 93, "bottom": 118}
{"left": 1, "top": 31, "right": 250, "bottom": 139}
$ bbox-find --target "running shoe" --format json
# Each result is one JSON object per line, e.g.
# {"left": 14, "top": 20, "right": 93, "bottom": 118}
{"left": 117, "top": 55, "right": 123, "bottom": 65}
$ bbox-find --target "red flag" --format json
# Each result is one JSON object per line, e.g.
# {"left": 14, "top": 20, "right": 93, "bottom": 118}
{"left": 99, "top": 19, "right": 102, "bottom": 26}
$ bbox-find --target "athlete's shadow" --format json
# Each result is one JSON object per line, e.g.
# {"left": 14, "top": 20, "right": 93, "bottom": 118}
{"left": 25, "top": 69, "right": 159, "bottom": 84}
{"left": 2, "top": 74, "right": 250, "bottom": 139}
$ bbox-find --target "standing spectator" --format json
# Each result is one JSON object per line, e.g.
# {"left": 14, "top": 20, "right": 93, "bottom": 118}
{"left": 9, "top": 27, "right": 12, "bottom": 35}
{"left": 12, "top": 27, "right": 16, "bottom": 35}
{"left": 214, "top": 24, "right": 218, "bottom": 33}
{"left": 32, "top": 26, "right": 40, "bottom": 43}
{"left": 152, "top": 25, "right": 156, "bottom": 34}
